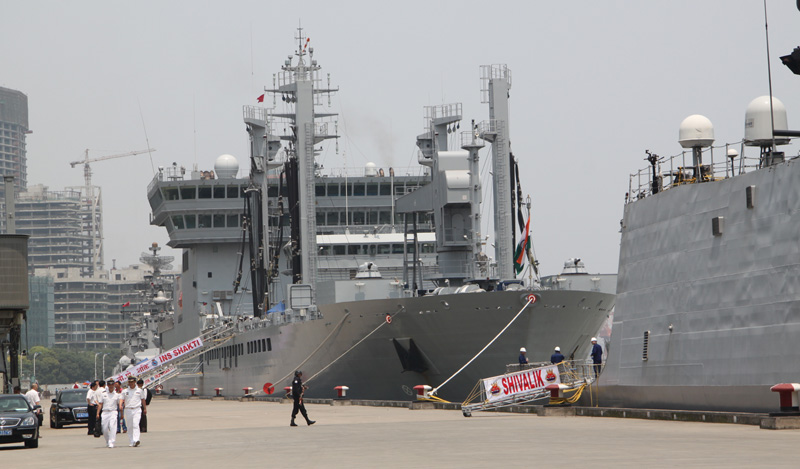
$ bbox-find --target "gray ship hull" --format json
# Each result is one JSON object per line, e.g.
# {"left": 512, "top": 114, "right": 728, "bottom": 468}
{"left": 600, "top": 158, "right": 800, "bottom": 413}
{"left": 172, "top": 289, "right": 613, "bottom": 401}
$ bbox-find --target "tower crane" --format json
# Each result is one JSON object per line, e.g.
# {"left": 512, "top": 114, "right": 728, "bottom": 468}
{"left": 68, "top": 148, "right": 156, "bottom": 276}
{"left": 69, "top": 148, "right": 156, "bottom": 189}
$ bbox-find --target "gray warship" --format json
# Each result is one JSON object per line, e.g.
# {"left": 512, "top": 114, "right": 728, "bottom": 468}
{"left": 601, "top": 95, "right": 800, "bottom": 413}
{"left": 145, "top": 30, "right": 614, "bottom": 401}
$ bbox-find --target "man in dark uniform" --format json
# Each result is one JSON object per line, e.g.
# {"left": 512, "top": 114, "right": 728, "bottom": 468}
{"left": 290, "top": 371, "right": 315, "bottom": 427}
{"left": 591, "top": 337, "right": 603, "bottom": 378}
{"left": 550, "top": 346, "right": 565, "bottom": 364}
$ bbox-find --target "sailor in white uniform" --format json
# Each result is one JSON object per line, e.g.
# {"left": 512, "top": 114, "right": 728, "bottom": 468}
{"left": 121, "top": 376, "right": 147, "bottom": 447}
{"left": 96, "top": 380, "right": 122, "bottom": 448}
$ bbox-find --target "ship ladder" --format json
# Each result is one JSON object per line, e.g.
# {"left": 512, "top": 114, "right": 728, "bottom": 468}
{"left": 136, "top": 322, "right": 237, "bottom": 389}
{"left": 460, "top": 361, "right": 595, "bottom": 417}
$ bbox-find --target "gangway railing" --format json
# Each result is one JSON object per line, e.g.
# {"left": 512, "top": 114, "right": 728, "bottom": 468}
{"left": 113, "top": 322, "right": 237, "bottom": 389}
{"left": 458, "top": 360, "right": 596, "bottom": 417}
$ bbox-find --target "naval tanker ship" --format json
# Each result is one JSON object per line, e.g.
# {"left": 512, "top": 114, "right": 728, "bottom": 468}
{"left": 145, "top": 31, "right": 614, "bottom": 401}
{"left": 600, "top": 92, "right": 800, "bottom": 413}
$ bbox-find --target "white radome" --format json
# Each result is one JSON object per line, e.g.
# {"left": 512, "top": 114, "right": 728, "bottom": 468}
{"left": 215, "top": 154, "right": 239, "bottom": 178}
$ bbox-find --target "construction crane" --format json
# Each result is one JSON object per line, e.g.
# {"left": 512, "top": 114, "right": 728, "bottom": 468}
{"left": 68, "top": 148, "right": 156, "bottom": 276}
{"left": 69, "top": 148, "right": 156, "bottom": 189}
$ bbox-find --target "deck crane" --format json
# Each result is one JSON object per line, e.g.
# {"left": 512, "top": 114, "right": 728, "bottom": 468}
{"left": 68, "top": 148, "right": 156, "bottom": 276}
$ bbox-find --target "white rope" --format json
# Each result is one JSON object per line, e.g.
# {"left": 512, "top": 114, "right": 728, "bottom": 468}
{"left": 305, "top": 308, "right": 402, "bottom": 384}
{"left": 431, "top": 297, "right": 533, "bottom": 396}
{"left": 249, "top": 312, "right": 351, "bottom": 396}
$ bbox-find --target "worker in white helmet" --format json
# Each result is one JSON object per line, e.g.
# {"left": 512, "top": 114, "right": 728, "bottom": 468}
{"left": 550, "top": 346, "right": 565, "bottom": 364}
{"left": 591, "top": 337, "right": 603, "bottom": 378}
{"left": 518, "top": 347, "right": 528, "bottom": 365}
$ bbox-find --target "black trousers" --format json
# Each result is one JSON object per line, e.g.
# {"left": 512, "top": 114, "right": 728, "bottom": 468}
{"left": 87, "top": 405, "right": 97, "bottom": 434}
{"left": 291, "top": 397, "right": 309, "bottom": 421}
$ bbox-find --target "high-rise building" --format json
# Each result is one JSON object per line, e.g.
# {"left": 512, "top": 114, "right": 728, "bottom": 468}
{"left": 13, "top": 184, "right": 93, "bottom": 274}
{"left": 23, "top": 275, "right": 55, "bottom": 349}
{"left": 0, "top": 86, "right": 29, "bottom": 199}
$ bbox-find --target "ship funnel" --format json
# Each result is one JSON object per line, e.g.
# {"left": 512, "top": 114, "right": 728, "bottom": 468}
{"left": 744, "top": 96, "right": 790, "bottom": 147}
{"left": 678, "top": 115, "right": 715, "bottom": 149}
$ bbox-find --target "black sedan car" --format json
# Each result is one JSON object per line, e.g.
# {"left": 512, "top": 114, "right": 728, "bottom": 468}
{"left": 50, "top": 389, "right": 89, "bottom": 428}
{"left": 0, "top": 394, "right": 40, "bottom": 448}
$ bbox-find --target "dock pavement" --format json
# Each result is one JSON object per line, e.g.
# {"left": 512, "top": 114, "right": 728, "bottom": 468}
{"left": 2, "top": 397, "right": 798, "bottom": 468}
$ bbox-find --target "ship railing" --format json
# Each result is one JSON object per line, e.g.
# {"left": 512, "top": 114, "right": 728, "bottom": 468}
{"left": 625, "top": 140, "right": 774, "bottom": 203}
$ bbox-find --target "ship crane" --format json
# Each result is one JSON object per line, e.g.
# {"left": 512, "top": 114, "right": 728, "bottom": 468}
{"left": 68, "top": 148, "right": 156, "bottom": 276}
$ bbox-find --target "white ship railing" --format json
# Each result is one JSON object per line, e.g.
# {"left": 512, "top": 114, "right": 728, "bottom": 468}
{"left": 624, "top": 140, "right": 790, "bottom": 203}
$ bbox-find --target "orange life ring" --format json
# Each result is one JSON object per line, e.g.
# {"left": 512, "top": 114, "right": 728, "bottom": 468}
{"left": 386, "top": 314, "right": 392, "bottom": 324}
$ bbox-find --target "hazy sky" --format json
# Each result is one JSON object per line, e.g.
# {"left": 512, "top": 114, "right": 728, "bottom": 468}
{"left": 2, "top": 1, "right": 799, "bottom": 276}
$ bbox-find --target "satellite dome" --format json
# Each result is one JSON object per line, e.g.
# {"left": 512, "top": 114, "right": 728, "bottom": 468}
{"left": 214, "top": 154, "right": 239, "bottom": 178}
{"left": 365, "top": 162, "right": 377, "bottom": 177}
{"left": 744, "top": 96, "right": 789, "bottom": 146}
{"left": 679, "top": 115, "right": 715, "bottom": 149}
{"left": 118, "top": 355, "right": 132, "bottom": 367}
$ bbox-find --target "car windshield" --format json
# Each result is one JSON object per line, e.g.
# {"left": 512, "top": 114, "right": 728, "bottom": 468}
{"left": 59, "top": 391, "right": 86, "bottom": 404}
{"left": 0, "top": 396, "right": 31, "bottom": 412}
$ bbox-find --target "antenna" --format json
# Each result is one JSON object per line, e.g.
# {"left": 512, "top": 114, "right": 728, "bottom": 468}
{"left": 763, "top": 0, "right": 777, "bottom": 154}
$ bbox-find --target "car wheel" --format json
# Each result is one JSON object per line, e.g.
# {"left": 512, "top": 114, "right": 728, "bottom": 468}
{"left": 55, "top": 416, "right": 62, "bottom": 429}
{"left": 49, "top": 416, "right": 55, "bottom": 428}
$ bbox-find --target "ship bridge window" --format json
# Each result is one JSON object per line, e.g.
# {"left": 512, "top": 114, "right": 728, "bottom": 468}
{"left": 328, "top": 184, "right": 339, "bottom": 196}
{"left": 333, "top": 245, "right": 346, "bottom": 255}
{"left": 149, "top": 189, "right": 164, "bottom": 210}
{"left": 327, "top": 212, "right": 338, "bottom": 225}
{"left": 185, "top": 215, "right": 197, "bottom": 229}
{"left": 378, "top": 244, "right": 391, "bottom": 254}
{"left": 421, "top": 243, "right": 435, "bottom": 253}
{"left": 316, "top": 213, "right": 325, "bottom": 225}
{"left": 392, "top": 244, "right": 404, "bottom": 254}
{"left": 199, "top": 186, "right": 212, "bottom": 199}
{"left": 353, "top": 183, "right": 365, "bottom": 196}
{"left": 367, "top": 183, "right": 379, "bottom": 196}
{"left": 180, "top": 186, "right": 196, "bottom": 199}
{"left": 164, "top": 187, "right": 179, "bottom": 201}
{"left": 214, "top": 186, "right": 225, "bottom": 198}
{"left": 347, "top": 245, "right": 362, "bottom": 255}
{"left": 172, "top": 215, "right": 185, "bottom": 230}
{"left": 213, "top": 214, "right": 225, "bottom": 228}
{"left": 227, "top": 186, "right": 239, "bottom": 198}
{"left": 198, "top": 214, "right": 211, "bottom": 228}
{"left": 380, "top": 183, "right": 391, "bottom": 196}
{"left": 227, "top": 214, "right": 239, "bottom": 227}
{"left": 315, "top": 184, "right": 326, "bottom": 197}
{"left": 319, "top": 246, "right": 332, "bottom": 255}
{"left": 352, "top": 211, "right": 365, "bottom": 225}
{"left": 379, "top": 211, "right": 391, "bottom": 224}
{"left": 367, "top": 210, "right": 378, "bottom": 224}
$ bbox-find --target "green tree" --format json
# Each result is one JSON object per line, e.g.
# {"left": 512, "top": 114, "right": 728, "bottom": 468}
{"left": 19, "top": 347, "right": 124, "bottom": 385}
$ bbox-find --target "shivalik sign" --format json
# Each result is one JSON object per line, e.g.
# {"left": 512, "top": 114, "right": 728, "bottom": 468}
{"left": 482, "top": 364, "right": 560, "bottom": 403}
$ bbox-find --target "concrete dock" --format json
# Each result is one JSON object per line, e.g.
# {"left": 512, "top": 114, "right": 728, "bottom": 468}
{"left": 2, "top": 398, "right": 798, "bottom": 467}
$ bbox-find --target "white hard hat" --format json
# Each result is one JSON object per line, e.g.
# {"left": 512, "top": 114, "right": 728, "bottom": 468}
{"left": 554, "top": 346, "right": 561, "bottom": 352}
{"left": 520, "top": 347, "right": 526, "bottom": 353}
{"left": 591, "top": 337, "right": 597, "bottom": 342}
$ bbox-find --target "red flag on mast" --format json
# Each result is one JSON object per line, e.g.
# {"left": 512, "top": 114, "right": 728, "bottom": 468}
{"left": 121, "top": 301, "right": 130, "bottom": 308}
{"left": 256, "top": 94, "right": 265, "bottom": 103}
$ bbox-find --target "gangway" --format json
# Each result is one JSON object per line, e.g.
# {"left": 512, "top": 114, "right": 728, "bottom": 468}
{"left": 111, "top": 322, "right": 237, "bottom": 389}
{"left": 457, "top": 361, "right": 596, "bottom": 417}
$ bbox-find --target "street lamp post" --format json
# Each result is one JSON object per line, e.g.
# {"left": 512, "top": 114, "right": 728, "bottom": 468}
{"left": 102, "top": 353, "right": 109, "bottom": 379}
{"left": 32, "top": 352, "right": 41, "bottom": 382}
{"left": 94, "top": 352, "right": 101, "bottom": 380}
